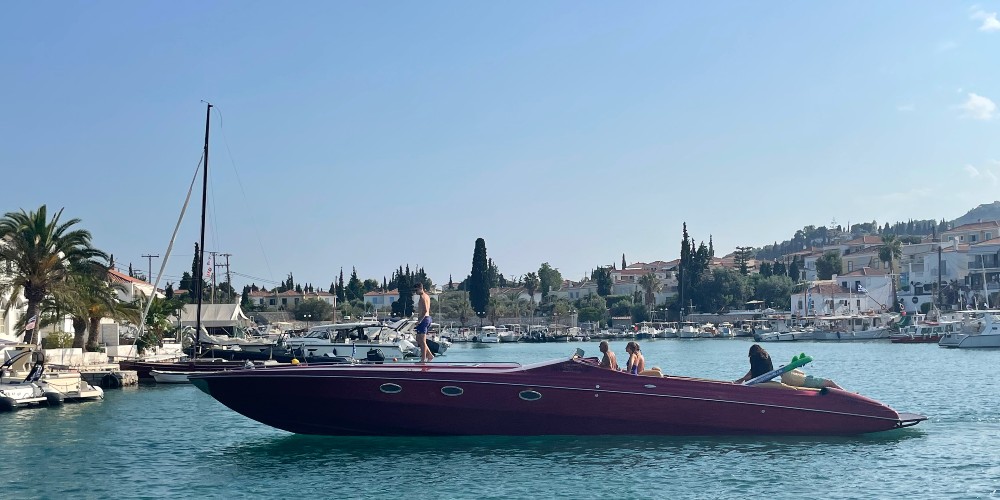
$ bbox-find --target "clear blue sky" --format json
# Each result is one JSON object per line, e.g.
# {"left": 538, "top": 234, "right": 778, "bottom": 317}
{"left": 2, "top": 1, "right": 998, "bottom": 290}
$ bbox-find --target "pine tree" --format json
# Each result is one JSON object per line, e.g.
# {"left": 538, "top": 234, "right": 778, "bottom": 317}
{"left": 347, "top": 267, "right": 364, "bottom": 302}
{"left": 165, "top": 283, "right": 175, "bottom": 299}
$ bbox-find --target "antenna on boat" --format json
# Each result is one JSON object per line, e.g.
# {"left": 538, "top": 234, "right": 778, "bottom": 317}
{"left": 194, "top": 101, "right": 213, "bottom": 357}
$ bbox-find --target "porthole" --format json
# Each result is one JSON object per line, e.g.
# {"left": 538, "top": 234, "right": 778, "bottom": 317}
{"left": 519, "top": 390, "right": 542, "bottom": 401}
{"left": 441, "top": 386, "right": 464, "bottom": 396}
{"left": 379, "top": 383, "right": 402, "bottom": 394}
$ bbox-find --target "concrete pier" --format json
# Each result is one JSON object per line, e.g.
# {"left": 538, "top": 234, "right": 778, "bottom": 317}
{"left": 80, "top": 369, "right": 138, "bottom": 389}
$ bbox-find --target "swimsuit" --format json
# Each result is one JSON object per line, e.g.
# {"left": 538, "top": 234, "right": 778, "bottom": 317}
{"left": 416, "top": 316, "right": 432, "bottom": 334}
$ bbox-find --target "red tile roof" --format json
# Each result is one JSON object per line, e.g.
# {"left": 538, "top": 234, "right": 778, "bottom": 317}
{"left": 108, "top": 268, "right": 151, "bottom": 286}
{"left": 943, "top": 220, "right": 1000, "bottom": 233}
{"left": 846, "top": 236, "right": 882, "bottom": 245}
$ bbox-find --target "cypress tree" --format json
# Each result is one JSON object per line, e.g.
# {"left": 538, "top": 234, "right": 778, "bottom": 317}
{"left": 397, "top": 271, "right": 414, "bottom": 316}
{"left": 336, "top": 268, "right": 346, "bottom": 303}
{"left": 469, "top": 238, "right": 490, "bottom": 324}
{"left": 679, "top": 223, "right": 690, "bottom": 319}
{"left": 622, "top": 254, "right": 627, "bottom": 269}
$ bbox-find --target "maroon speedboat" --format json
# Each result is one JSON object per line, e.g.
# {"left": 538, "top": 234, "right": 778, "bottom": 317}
{"left": 190, "top": 353, "right": 925, "bottom": 436}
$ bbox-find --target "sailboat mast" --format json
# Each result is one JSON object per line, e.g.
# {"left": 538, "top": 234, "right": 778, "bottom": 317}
{"left": 195, "top": 102, "right": 212, "bottom": 354}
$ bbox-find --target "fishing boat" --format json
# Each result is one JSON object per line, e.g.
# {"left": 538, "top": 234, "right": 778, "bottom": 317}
{"left": 891, "top": 319, "right": 961, "bottom": 344}
{"left": 191, "top": 349, "right": 926, "bottom": 436}
{"left": 811, "top": 313, "right": 894, "bottom": 341}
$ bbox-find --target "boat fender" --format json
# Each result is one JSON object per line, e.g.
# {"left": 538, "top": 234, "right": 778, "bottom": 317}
{"left": 101, "top": 373, "right": 121, "bottom": 389}
{"left": 45, "top": 392, "right": 64, "bottom": 406}
{"left": 0, "top": 396, "right": 17, "bottom": 412}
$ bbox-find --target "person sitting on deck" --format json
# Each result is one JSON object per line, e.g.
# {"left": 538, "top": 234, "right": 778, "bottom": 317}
{"left": 598, "top": 341, "right": 619, "bottom": 371}
{"left": 625, "top": 341, "right": 645, "bottom": 374}
{"left": 733, "top": 344, "right": 772, "bottom": 384}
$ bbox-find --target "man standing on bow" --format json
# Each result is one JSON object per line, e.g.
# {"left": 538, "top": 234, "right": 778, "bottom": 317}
{"left": 413, "top": 282, "right": 434, "bottom": 363}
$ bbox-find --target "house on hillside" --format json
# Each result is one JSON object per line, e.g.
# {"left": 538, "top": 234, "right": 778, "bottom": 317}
{"left": 108, "top": 268, "right": 163, "bottom": 303}
{"left": 249, "top": 289, "right": 336, "bottom": 311}
{"left": 942, "top": 220, "right": 1000, "bottom": 245}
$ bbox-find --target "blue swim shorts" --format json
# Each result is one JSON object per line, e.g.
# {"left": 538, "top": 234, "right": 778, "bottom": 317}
{"left": 415, "top": 316, "right": 432, "bottom": 334}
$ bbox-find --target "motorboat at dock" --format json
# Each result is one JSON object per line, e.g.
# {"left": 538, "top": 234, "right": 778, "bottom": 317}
{"left": 283, "top": 320, "right": 419, "bottom": 359}
{"left": 191, "top": 350, "right": 925, "bottom": 436}
{"left": 1, "top": 345, "right": 103, "bottom": 411}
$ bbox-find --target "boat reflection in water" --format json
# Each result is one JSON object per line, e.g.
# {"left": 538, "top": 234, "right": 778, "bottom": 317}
{"left": 191, "top": 349, "right": 924, "bottom": 436}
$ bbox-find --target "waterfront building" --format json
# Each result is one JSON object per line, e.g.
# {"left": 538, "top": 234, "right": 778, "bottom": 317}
{"left": 249, "top": 289, "right": 336, "bottom": 311}
{"left": 791, "top": 268, "right": 891, "bottom": 316}
{"left": 942, "top": 220, "right": 1000, "bottom": 245}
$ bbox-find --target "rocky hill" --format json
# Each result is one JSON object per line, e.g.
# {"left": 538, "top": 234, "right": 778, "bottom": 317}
{"left": 952, "top": 201, "right": 1000, "bottom": 227}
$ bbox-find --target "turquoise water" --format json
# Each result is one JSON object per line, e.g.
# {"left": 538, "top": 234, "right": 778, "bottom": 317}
{"left": 2, "top": 340, "right": 998, "bottom": 499}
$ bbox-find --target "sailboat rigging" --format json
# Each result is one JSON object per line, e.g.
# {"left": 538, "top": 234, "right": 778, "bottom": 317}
{"left": 121, "top": 103, "right": 248, "bottom": 380}
{"left": 194, "top": 102, "right": 211, "bottom": 355}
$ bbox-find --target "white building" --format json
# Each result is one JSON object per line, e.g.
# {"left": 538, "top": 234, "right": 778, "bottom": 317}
{"left": 791, "top": 269, "right": 891, "bottom": 317}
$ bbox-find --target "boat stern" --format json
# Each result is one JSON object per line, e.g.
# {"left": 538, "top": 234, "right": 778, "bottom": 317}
{"left": 894, "top": 412, "right": 928, "bottom": 429}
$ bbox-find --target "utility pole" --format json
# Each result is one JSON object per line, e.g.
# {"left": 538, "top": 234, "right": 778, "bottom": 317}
{"left": 218, "top": 253, "right": 232, "bottom": 303}
{"left": 141, "top": 254, "right": 160, "bottom": 283}
{"left": 208, "top": 251, "right": 218, "bottom": 304}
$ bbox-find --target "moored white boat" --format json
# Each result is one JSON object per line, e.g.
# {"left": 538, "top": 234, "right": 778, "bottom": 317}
{"left": 477, "top": 326, "right": 501, "bottom": 343}
{"left": 150, "top": 370, "right": 212, "bottom": 384}
{"left": 284, "top": 320, "right": 418, "bottom": 359}
{"left": 677, "top": 322, "right": 700, "bottom": 339}
{"left": 939, "top": 310, "right": 1000, "bottom": 348}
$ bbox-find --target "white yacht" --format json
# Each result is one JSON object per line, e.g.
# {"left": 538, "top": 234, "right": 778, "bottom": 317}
{"left": 283, "top": 320, "right": 418, "bottom": 359}
{"left": 939, "top": 310, "right": 1000, "bottom": 348}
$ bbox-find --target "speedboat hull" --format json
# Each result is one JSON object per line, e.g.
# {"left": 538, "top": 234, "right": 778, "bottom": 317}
{"left": 191, "top": 357, "right": 924, "bottom": 436}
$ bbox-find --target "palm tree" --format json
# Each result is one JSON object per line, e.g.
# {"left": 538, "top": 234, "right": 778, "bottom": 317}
{"left": 879, "top": 234, "right": 903, "bottom": 311}
{"left": 637, "top": 272, "right": 662, "bottom": 311}
{"left": 134, "top": 295, "right": 184, "bottom": 354}
{"left": 0, "top": 205, "right": 107, "bottom": 344}
{"left": 523, "top": 272, "right": 539, "bottom": 304}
